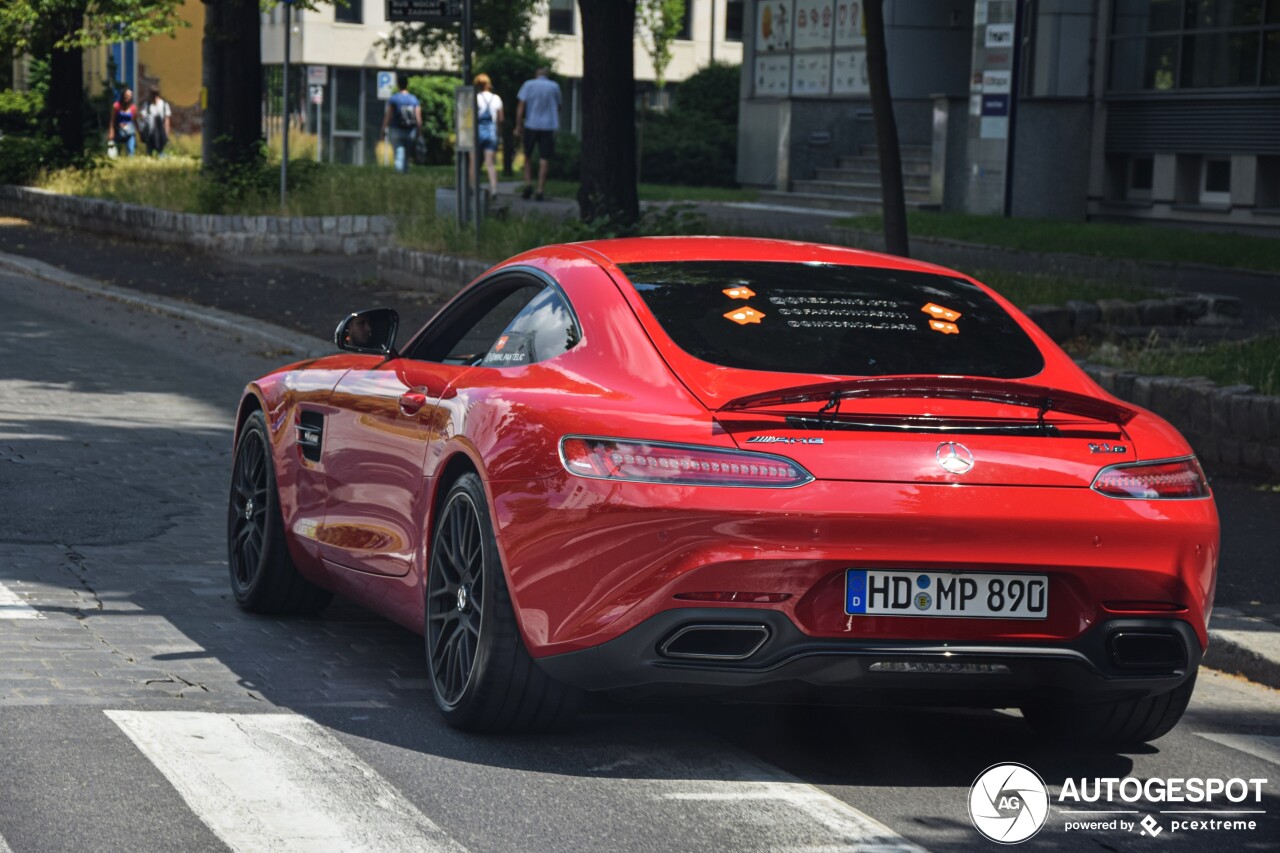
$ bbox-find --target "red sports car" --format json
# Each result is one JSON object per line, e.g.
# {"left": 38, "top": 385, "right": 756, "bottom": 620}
{"left": 227, "top": 237, "right": 1218, "bottom": 740}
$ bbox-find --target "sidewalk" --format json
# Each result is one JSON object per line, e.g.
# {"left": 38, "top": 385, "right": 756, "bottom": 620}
{"left": 1, "top": 212, "right": 1277, "bottom": 693}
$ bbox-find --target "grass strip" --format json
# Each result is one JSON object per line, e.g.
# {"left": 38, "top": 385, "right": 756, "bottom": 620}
{"left": 837, "top": 211, "right": 1280, "bottom": 273}
{"left": 1090, "top": 334, "right": 1280, "bottom": 397}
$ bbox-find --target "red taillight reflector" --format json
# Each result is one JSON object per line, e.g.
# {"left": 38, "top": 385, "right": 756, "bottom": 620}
{"left": 1102, "top": 601, "right": 1187, "bottom": 614}
{"left": 560, "top": 436, "right": 813, "bottom": 488}
{"left": 674, "top": 592, "right": 792, "bottom": 604}
{"left": 1091, "top": 457, "right": 1209, "bottom": 500}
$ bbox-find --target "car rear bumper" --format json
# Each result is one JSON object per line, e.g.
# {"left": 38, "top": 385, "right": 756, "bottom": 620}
{"left": 534, "top": 608, "right": 1203, "bottom": 706}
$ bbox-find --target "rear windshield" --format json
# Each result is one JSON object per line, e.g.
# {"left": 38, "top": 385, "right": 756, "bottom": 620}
{"left": 618, "top": 261, "right": 1045, "bottom": 378}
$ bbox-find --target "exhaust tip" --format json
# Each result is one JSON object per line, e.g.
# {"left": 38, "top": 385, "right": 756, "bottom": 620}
{"left": 1108, "top": 630, "right": 1185, "bottom": 670}
{"left": 659, "top": 624, "right": 770, "bottom": 661}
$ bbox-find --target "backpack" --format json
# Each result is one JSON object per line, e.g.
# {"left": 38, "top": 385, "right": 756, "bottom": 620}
{"left": 395, "top": 100, "right": 417, "bottom": 129}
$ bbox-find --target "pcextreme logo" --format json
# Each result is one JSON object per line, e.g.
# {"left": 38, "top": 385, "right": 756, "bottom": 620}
{"left": 967, "top": 764, "right": 1271, "bottom": 843}
{"left": 969, "top": 763, "right": 1050, "bottom": 844}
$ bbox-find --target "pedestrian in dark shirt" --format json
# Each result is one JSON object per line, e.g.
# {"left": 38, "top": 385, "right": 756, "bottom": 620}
{"left": 380, "top": 75, "right": 422, "bottom": 174}
{"left": 107, "top": 88, "right": 138, "bottom": 157}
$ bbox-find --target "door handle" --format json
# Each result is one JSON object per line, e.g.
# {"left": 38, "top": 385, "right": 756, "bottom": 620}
{"left": 398, "top": 391, "right": 428, "bottom": 416}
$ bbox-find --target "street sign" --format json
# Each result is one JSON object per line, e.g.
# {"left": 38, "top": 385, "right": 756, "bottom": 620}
{"left": 307, "top": 65, "right": 327, "bottom": 86}
{"left": 386, "top": 0, "right": 461, "bottom": 23}
{"left": 455, "top": 85, "right": 475, "bottom": 152}
{"left": 309, "top": 85, "right": 324, "bottom": 105}
{"left": 376, "top": 71, "right": 395, "bottom": 100}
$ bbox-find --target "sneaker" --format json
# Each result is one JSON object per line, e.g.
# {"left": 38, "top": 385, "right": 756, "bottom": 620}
{"left": 535, "top": 192, "right": 545, "bottom": 202}
{"left": 521, "top": 185, "right": 533, "bottom": 200}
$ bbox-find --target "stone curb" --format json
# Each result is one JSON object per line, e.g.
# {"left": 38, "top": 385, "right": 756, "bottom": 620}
{"left": 1023, "top": 294, "right": 1244, "bottom": 342}
{"left": 376, "top": 245, "right": 492, "bottom": 296}
{"left": 1205, "top": 608, "right": 1280, "bottom": 690}
{"left": 0, "top": 186, "right": 394, "bottom": 256}
{"left": 0, "top": 251, "right": 330, "bottom": 359}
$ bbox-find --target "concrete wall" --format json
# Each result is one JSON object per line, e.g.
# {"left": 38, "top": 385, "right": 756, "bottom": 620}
{"left": 1010, "top": 100, "right": 1092, "bottom": 219}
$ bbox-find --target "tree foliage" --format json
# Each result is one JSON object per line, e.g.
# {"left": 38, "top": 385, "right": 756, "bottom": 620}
{"left": 406, "top": 75, "right": 459, "bottom": 164}
{"left": 636, "top": 0, "right": 684, "bottom": 92}
{"left": 382, "top": 0, "right": 543, "bottom": 65}
{"left": 0, "top": 0, "right": 184, "bottom": 157}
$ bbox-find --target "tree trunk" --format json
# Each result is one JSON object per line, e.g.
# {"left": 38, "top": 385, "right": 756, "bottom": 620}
{"left": 577, "top": 0, "right": 639, "bottom": 224}
{"left": 864, "top": 0, "right": 909, "bottom": 258}
{"left": 202, "top": 0, "right": 264, "bottom": 171}
{"left": 47, "top": 5, "right": 86, "bottom": 158}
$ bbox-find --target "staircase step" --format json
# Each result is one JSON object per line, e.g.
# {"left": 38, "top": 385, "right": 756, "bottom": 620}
{"left": 813, "top": 167, "right": 932, "bottom": 190}
{"left": 858, "top": 143, "right": 932, "bottom": 159}
{"left": 837, "top": 155, "right": 932, "bottom": 175}
{"left": 791, "top": 179, "right": 935, "bottom": 202}
{"left": 755, "top": 190, "right": 941, "bottom": 215}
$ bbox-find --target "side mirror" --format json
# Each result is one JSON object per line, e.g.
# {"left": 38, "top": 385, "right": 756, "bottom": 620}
{"left": 335, "top": 308, "right": 399, "bottom": 356}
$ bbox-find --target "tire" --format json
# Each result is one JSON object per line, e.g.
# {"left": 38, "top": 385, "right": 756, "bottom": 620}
{"left": 425, "top": 473, "right": 582, "bottom": 732}
{"left": 227, "top": 410, "right": 333, "bottom": 615}
{"left": 1021, "top": 669, "right": 1198, "bottom": 745}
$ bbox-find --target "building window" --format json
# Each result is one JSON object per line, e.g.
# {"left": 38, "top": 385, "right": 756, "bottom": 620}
{"left": 335, "top": 0, "right": 361, "bottom": 24}
{"left": 1129, "top": 155, "right": 1155, "bottom": 198}
{"left": 549, "top": 0, "right": 575, "bottom": 35}
{"left": 1200, "top": 157, "right": 1232, "bottom": 204}
{"left": 725, "top": 1, "right": 744, "bottom": 41}
{"left": 1108, "top": 0, "right": 1280, "bottom": 91}
{"left": 677, "top": 0, "right": 694, "bottom": 40}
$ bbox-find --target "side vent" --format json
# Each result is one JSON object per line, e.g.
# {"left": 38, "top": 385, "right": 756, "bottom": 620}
{"left": 296, "top": 411, "right": 324, "bottom": 463}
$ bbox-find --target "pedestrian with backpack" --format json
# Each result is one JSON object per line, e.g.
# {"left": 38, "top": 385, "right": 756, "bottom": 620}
{"left": 380, "top": 75, "right": 422, "bottom": 174}
{"left": 473, "top": 73, "right": 504, "bottom": 199}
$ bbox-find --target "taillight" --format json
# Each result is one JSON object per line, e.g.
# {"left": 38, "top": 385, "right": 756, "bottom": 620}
{"left": 559, "top": 436, "right": 813, "bottom": 488}
{"left": 1091, "top": 457, "right": 1210, "bottom": 500}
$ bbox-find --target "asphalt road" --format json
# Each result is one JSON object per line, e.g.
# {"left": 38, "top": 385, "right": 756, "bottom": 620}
{"left": 1, "top": 269, "right": 1277, "bottom": 852}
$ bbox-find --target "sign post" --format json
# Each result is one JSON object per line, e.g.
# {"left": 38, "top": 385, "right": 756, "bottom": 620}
{"left": 281, "top": 0, "right": 292, "bottom": 210}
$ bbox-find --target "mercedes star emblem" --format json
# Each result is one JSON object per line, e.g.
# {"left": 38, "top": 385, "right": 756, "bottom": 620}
{"left": 936, "top": 442, "right": 975, "bottom": 474}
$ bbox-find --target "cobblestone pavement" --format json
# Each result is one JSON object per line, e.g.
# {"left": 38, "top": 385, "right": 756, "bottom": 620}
{"left": 0, "top": 268, "right": 429, "bottom": 712}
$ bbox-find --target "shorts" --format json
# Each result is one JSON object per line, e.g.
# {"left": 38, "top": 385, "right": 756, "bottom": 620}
{"left": 522, "top": 129, "right": 556, "bottom": 160}
{"left": 478, "top": 133, "right": 498, "bottom": 153}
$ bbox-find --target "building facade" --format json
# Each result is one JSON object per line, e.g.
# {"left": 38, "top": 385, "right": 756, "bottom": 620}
{"left": 737, "top": 0, "right": 1280, "bottom": 231}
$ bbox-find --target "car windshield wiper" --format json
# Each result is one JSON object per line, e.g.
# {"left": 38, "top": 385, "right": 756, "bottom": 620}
{"left": 719, "top": 376, "right": 1137, "bottom": 426}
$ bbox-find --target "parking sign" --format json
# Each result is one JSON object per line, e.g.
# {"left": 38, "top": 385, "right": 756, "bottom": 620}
{"left": 377, "top": 71, "right": 395, "bottom": 100}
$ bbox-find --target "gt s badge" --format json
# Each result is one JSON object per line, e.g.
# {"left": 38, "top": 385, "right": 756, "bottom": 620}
{"left": 1088, "top": 442, "right": 1128, "bottom": 454}
{"left": 745, "top": 436, "right": 824, "bottom": 445}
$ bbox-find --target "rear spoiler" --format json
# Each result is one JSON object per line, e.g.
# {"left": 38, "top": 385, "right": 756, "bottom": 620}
{"left": 720, "top": 376, "right": 1137, "bottom": 426}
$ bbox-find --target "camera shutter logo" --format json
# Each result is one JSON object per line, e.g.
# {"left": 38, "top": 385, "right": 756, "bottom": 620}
{"left": 969, "top": 763, "right": 1049, "bottom": 844}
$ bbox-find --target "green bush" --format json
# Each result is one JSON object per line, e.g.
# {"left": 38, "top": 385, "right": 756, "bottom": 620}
{"left": 671, "top": 61, "right": 739, "bottom": 126}
{"left": 634, "top": 62, "right": 740, "bottom": 187}
{"left": 0, "top": 89, "right": 42, "bottom": 136}
{"left": 0, "top": 135, "right": 57, "bottom": 185}
{"left": 548, "top": 132, "right": 581, "bottom": 180}
{"left": 639, "top": 109, "right": 737, "bottom": 187}
{"left": 406, "top": 75, "right": 459, "bottom": 165}
{"left": 195, "top": 156, "right": 319, "bottom": 214}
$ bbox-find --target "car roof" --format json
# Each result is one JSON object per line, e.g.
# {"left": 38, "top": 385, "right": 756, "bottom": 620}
{"left": 568, "top": 236, "right": 970, "bottom": 280}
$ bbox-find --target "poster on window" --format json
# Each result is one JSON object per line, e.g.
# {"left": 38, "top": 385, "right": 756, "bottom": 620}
{"left": 755, "top": 54, "right": 793, "bottom": 97}
{"left": 794, "top": 1, "right": 835, "bottom": 50}
{"left": 831, "top": 49, "right": 868, "bottom": 95}
{"left": 756, "top": 1, "right": 793, "bottom": 52}
{"left": 833, "top": 1, "right": 864, "bottom": 47}
{"left": 791, "top": 52, "right": 831, "bottom": 95}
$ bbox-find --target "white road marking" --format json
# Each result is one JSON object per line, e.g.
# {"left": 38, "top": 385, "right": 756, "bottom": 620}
{"left": 105, "top": 711, "right": 467, "bottom": 853}
{"left": 1198, "top": 732, "right": 1280, "bottom": 767}
{"left": 0, "top": 580, "right": 42, "bottom": 619}
{"left": 662, "top": 780, "right": 927, "bottom": 851}
{"left": 0, "top": 831, "right": 13, "bottom": 853}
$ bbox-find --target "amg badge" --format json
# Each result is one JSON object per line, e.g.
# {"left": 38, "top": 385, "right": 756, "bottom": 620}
{"left": 1088, "top": 442, "right": 1128, "bottom": 454}
{"left": 745, "top": 436, "right": 824, "bottom": 445}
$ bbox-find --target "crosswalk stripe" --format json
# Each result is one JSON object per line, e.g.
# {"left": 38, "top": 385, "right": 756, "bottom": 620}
{"left": 104, "top": 711, "right": 467, "bottom": 853}
{"left": 0, "top": 581, "right": 42, "bottom": 620}
{"left": 1198, "top": 732, "right": 1280, "bottom": 767}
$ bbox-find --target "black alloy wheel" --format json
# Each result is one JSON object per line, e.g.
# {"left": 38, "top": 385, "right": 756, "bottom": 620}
{"left": 424, "top": 473, "right": 583, "bottom": 732}
{"left": 226, "top": 411, "right": 332, "bottom": 615}
{"left": 426, "top": 484, "right": 486, "bottom": 708}
{"left": 229, "top": 420, "right": 269, "bottom": 592}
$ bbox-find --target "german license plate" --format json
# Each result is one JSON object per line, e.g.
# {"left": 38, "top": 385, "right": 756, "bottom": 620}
{"left": 845, "top": 569, "right": 1048, "bottom": 619}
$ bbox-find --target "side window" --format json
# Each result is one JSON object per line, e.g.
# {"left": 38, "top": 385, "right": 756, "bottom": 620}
{"left": 441, "top": 287, "right": 539, "bottom": 365}
{"left": 479, "top": 286, "right": 580, "bottom": 367}
{"left": 406, "top": 279, "right": 580, "bottom": 366}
